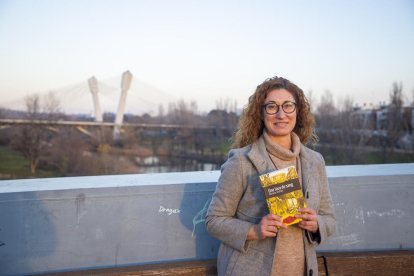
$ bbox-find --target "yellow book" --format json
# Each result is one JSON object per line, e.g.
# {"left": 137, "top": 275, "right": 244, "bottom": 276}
{"left": 259, "top": 166, "right": 306, "bottom": 226}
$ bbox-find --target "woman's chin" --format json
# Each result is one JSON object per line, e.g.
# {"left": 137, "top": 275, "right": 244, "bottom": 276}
{"left": 268, "top": 130, "right": 291, "bottom": 138}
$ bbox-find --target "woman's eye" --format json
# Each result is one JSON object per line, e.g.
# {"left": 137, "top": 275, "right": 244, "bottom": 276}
{"left": 268, "top": 105, "right": 276, "bottom": 110}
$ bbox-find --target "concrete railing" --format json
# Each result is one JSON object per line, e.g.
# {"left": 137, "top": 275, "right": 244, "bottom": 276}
{"left": 0, "top": 163, "right": 413, "bottom": 276}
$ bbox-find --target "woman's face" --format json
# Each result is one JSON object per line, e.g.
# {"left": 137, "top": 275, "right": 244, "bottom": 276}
{"left": 262, "top": 89, "right": 297, "bottom": 143}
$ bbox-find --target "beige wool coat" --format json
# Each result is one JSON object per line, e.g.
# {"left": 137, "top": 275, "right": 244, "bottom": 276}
{"left": 205, "top": 136, "right": 336, "bottom": 276}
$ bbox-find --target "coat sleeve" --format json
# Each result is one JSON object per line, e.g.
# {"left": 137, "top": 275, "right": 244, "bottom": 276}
{"left": 205, "top": 149, "right": 254, "bottom": 253}
{"left": 307, "top": 156, "right": 337, "bottom": 245}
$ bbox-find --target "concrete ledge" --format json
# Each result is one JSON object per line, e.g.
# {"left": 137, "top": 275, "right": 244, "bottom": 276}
{"left": 37, "top": 259, "right": 218, "bottom": 276}
{"left": 322, "top": 250, "right": 414, "bottom": 276}
{"left": 36, "top": 251, "right": 414, "bottom": 276}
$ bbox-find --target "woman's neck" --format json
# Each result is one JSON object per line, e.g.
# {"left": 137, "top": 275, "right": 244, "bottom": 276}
{"left": 263, "top": 130, "right": 300, "bottom": 162}
{"left": 268, "top": 133, "right": 292, "bottom": 150}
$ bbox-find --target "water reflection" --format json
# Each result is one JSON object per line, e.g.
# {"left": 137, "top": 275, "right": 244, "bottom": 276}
{"left": 135, "top": 156, "right": 220, "bottom": 174}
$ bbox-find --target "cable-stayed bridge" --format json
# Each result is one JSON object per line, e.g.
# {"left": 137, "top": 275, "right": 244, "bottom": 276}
{"left": 0, "top": 71, "right": 233, "bottom": 136}
{"left": 1, "top": 71, "right": 177, "bottom": 117}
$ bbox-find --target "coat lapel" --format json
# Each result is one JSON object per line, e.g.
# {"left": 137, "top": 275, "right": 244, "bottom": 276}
{"left": 299, "top": 144, "right": 320, "bottom": 192}
{"left": 248, "top": 136, "right": 322, "bottom": 192}
{"left": 247, "top": 136, "right": 275, "bottom": 176}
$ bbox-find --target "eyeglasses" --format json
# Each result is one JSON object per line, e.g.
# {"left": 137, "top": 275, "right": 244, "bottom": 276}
{"left": 262, "top": 101, "right": 297, "bottom": 115}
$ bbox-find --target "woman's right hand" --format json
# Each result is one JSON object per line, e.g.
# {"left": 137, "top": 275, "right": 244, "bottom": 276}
{"left": 246, "top": 214, "right": 287, "bottom": 240}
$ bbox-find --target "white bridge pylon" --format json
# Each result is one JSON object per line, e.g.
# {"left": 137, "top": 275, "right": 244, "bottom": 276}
{"left": 87, "top": 71, "right": 133, "bottom": 137}
{"left": 115, "top": 71, "right": 132, "bottom": 125}
{"left": 88, "top": 76, "right": 103, "bottom": 122}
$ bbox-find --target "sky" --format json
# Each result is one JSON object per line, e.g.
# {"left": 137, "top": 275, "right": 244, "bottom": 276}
{"left": 0, "top": 0, "right": 413, "bottom": 115}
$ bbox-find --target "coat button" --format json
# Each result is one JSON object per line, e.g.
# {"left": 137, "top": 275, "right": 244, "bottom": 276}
{"left": 309, "top": 269, "right": 313, "bottom": 276}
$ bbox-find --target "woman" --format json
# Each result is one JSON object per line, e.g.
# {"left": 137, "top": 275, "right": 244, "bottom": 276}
{"left": 205, "top": 76, "right": 336, "bottom": 276}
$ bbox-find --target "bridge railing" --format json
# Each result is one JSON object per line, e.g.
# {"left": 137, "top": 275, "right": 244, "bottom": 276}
{"left": 0, "top": 163, "right": 413, "bottom": 276}
{"left": 0, "top": 118, "right": 234, "bottom": 130}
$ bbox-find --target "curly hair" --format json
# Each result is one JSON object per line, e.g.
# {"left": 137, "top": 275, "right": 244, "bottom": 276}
{"left": 231, "top": 76, "right": 318, "bottom": 149}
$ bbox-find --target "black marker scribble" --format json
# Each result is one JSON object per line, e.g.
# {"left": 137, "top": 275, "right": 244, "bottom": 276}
{"left": 0, "top": 229, "right": 3, "bottom": 247}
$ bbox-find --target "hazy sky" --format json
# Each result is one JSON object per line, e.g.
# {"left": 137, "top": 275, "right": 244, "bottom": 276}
{"left": 0, "top": 0, "right": 413, "bottom": 114}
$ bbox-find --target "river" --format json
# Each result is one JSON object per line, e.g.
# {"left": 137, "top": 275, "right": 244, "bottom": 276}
{"left": 135, "top": 155, "right": 221, "bottom": 174}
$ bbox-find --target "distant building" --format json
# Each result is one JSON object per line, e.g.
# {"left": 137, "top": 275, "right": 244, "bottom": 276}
{"left": 375, "top": 102, "right": 389, "bottom": 130}
{"left": 351, "top": 102, "right": 413, "bottom": 132}
{"left": 351, "top": 103, "right": 379, "bottom": 130}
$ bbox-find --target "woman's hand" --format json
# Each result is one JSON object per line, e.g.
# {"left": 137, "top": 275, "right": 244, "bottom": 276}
{"left": 247, "top": 214, "right": 287, "bottom": 240}
{"left": 295, "top": 208, "right": 319, "bottom": 233}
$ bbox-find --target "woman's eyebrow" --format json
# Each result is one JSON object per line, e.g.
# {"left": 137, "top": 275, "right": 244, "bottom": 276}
{"left": 264, "top": 100, "right": 295, "bottom": 104}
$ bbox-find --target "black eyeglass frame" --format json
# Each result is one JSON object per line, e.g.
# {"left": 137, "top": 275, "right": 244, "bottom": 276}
{"left": 262, "top": 101, "right": 297, "bottom": 115}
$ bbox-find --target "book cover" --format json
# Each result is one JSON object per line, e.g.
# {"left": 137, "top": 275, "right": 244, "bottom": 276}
{"left": 259, "top": 166, "right": 306, "bottom": 226}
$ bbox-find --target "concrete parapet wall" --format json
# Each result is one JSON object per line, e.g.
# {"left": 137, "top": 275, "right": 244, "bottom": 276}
{"left": 36, "top": 251, "right": 414, "bottom": 276}
{"left": 0, "top": 164, "right": 413, "bottom": 275}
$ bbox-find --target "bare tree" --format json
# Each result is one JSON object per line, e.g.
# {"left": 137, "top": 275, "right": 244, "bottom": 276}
{"left": 317, "top": 90, "right": 336, "bottom": 128}
{"left": 334, "top": 96, "right": 356, "bottom": 164}
{"left": 157, "top": 104, "right": 165, "bottom": 124}
{"left": 411, "top": 88, "right": 414, "bottom": 107}
{"left": 165, "top": 100, "right": 200, "bottom": 155}
{"left": 47, "top": 128, "right": 91, "bottom": 176}
{"left": 307, "top": 90, "right": 316, "bottom": 113}
{"left": 315, "top": 91, "right": 340, "bottom": 163}
{"left": 43, "top": 92, "right": 62, "bottom": 120}
{"left": 11, "top": 93, "right": 60, "bottom": 173}
{"left": 167, "top": 99, "right": 198, "bottom": 125}
{"left": 209, "top": 98, "right": 238, "bottom": 140}
{"left": 410, "top": 88, "right": 414, "bottom": 151}
{"left": 386, "top": 82, "right": 405, "bottom": 156}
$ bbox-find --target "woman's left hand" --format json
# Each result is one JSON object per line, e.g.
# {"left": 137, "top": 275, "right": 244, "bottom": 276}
{"left": 295, "top": 208, "right": 319, "bottom": 233}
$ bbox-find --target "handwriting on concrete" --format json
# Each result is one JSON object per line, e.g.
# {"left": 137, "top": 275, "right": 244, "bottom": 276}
{"left": 121, "top": 218, "right": 138, "bottom": 243}
{"left": 159, "top": 206, "right": 181, "bottom": 215}
{"left": 327, "top": 206, "right": 365, "bottom": 247}
{"left": 328, "top": 232, "right": 361, "bottom": 246}
{"left": 367, "top": 209, "right": 404, "bottom": 218}
{"left": 192, "top": 198, "right": 211, "bottom": 237}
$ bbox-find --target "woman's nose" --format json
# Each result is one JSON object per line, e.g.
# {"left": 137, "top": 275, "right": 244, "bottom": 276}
{"left": 276, "top": 108, "right": 287, "bottom": 118}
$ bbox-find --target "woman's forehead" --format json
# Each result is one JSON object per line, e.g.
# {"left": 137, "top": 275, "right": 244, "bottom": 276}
{"left": 264, "top": 89, "right": 295, "bottom": 103}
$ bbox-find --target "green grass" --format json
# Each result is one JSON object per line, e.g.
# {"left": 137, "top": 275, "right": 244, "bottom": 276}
{"left": 364, "top": 151, "right": 414, "bottom": 164}
{"left": 363, "top": 152, "right": 382, "bottom": 164}
{"left": 320, "top": 148, "right": 414, "bottom": 166}
{"left": 0, "top": 146, "right": 58, "bottom": 180}
{"left": 218, "top": 140, "right": 232, "bottom": 154}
